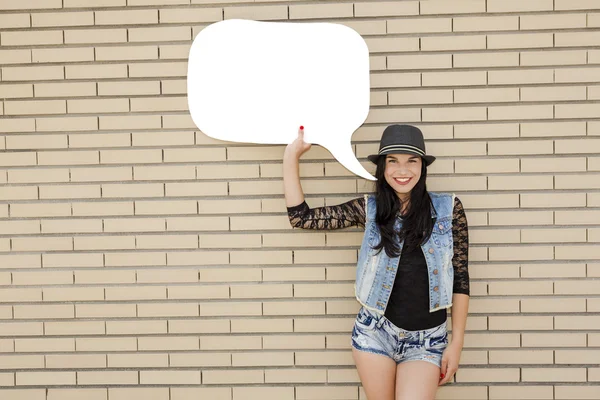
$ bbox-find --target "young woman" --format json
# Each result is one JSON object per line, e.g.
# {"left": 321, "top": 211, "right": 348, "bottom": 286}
{"left": 283, "top": 124, "right": 470, "bottom": 400}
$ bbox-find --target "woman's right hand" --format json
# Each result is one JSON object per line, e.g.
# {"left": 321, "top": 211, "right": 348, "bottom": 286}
{"left": 284, "top": 126, "right": 312, "bottom": 160}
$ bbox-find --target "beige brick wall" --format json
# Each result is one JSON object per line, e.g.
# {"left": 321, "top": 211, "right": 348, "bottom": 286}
{"left": 0, "top": 0, "right": 599, "bottom": 399}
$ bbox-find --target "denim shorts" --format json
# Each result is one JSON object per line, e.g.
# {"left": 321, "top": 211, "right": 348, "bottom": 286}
{"left": 351, "top": 306, "right": 448, "bottom": 368}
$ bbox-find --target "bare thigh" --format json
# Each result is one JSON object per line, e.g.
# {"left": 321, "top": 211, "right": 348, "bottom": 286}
{"left": 395, "top": 360, "right": 440, "bottom": 400}
{"left": 352, "top": 347, "right": 396, "bottom": 400}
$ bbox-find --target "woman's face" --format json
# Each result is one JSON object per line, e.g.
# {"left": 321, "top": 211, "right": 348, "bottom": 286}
{"left": 383, "top": 153, "right": 422, "bottom": 201}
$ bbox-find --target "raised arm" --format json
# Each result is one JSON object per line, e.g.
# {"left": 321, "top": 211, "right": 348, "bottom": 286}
{"left": 283, "top": 127, "right": 365, "bottom": 230}
{"left": 283, "top": 126, "right": 311, "bottom": 207}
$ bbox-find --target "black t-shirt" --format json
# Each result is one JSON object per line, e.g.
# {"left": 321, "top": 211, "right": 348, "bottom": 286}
{"left": 384, "top": 244, "right": 446, "bottom": 331}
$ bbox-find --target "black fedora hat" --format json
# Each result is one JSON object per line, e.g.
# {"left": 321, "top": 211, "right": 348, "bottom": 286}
{"left": 367, "top": 124, "right": 436, "bottom": 166}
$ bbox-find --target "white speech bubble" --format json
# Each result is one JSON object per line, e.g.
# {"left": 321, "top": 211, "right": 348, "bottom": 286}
{"left": 187, "top": 19, "right": 375, "bottom": 181}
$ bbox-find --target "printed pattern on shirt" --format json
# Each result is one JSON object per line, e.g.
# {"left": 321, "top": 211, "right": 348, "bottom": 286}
{"left": 287, "top": 197, "right": 366, "bottom": 230}
{"left": 451, "top": 197, "right": 470, "bottom": 296}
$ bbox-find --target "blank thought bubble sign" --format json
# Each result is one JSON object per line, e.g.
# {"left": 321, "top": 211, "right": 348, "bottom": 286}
{"left": 187, "top": 19, "right": 375, "bottom": 181}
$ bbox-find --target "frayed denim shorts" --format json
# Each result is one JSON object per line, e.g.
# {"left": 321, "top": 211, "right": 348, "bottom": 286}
{"left": 351, "top": 306, "right": 448, "bottom": 368}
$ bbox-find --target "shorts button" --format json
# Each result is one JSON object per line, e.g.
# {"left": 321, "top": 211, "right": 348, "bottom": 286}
{"left": 433, "top": 269, "right": 438, "bottom": 275}
{"left": 438, "top": 223, "right": 444, "bottom": 230}
{"left": 428, "top": 248, "right": 434, "bottom": 254}
{"left": 433, "top": 286, "right": 439, "bottom": 292}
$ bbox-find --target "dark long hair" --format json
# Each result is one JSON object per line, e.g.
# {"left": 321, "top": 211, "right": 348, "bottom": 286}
{"left": 372, "top": 156, "right": 434, "bottom": 258}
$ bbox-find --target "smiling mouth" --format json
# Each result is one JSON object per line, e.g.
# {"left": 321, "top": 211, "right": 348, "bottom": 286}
{"left": 394, "top": 177, "right": 412, "bottom": 185}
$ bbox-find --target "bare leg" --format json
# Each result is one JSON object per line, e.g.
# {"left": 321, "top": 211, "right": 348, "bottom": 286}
{"left": 352, "top": 347, "right": 396, "bottom": 400}
{"left": 395, "top": 361, "right": 440, "bottom": 400}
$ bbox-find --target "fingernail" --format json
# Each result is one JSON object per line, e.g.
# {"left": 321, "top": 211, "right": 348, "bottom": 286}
{"left": 300, "top": 126, "right": 304, "bottom": 130}
{"left": 440, "top": 374, "right": 445, "bottom": 378}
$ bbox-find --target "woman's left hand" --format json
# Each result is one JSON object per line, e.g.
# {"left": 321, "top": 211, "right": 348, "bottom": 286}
{"left": 438, "top": 342, "right": 462, "bottom": 385}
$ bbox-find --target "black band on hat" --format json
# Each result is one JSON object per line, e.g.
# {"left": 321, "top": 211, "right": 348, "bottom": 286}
{"left": 379, "top": 144, "right": 426, "bottom": 156}
{"left": 366, "top": 124, "right": 436, "bottom": 166}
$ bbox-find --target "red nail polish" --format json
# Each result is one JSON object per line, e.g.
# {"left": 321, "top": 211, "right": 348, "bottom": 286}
{"left": 300, "top": 126, "right": 304, "bottom": 130}
{"left": 440, "top": 374, "right": 445, "bottom": 378}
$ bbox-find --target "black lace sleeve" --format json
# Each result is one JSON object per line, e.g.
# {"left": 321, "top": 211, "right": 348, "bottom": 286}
{"left": 452, "top": 196, "right": 470, "bottom": 295}
{"left": 287, "top": 197, "right": 366, "bottom": 230}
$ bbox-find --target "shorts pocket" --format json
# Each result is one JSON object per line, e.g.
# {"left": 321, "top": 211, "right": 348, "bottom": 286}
{"left": 355, "top": 307, "right": 377, "bottom": 330}
{"left": 425, "top": 327, "right": 448, "bottom": 354}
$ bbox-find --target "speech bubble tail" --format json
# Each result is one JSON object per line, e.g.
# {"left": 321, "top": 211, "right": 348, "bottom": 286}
{"left": 327, "top": 144, "right": 376, "bottom": 181}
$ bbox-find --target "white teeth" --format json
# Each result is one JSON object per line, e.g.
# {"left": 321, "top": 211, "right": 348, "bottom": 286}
{"left": 395, "top": 178, "right": 410, "bottom": 182}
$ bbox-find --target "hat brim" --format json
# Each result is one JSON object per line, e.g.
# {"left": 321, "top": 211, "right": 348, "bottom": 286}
{"left": 368, "top": 152, "right": 435, "bottom": 166}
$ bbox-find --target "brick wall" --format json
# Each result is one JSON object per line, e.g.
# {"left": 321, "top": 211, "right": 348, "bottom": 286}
{"left": 0, "top": 0, "right": 599, "bottom": 399}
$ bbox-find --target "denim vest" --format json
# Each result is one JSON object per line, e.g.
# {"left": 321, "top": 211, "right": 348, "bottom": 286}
{"left": 355, "top": 192, "right": 455, "bottom": 315}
